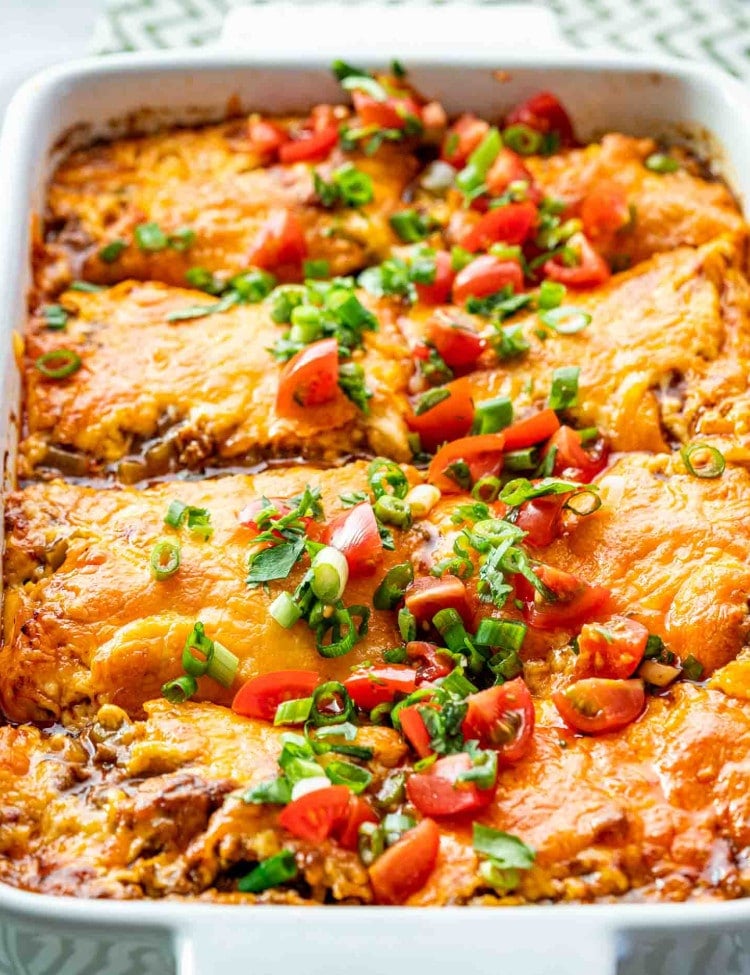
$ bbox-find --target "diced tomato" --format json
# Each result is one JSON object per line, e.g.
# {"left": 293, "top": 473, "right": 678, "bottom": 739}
{"left": 441, "top": 114, "right": 490, "bottom": 168}
{"left": 369, "top": 818, "right": 440, "bottom": 904}
{"left": 247, "top": 119, "right": 289, "bottom": 157}
{"left": 344, "top": 665, "right": 417, "bottom": 711}
{"left": 428, "top": 433, "right": 506, "bottom": 493}
{"left": 232, "top": 670, "right": 321, "bottom": 722}
{"left": 324, "top": 502, "right": 384, "bottom": 577}
{"left": 460, "top": 201, "right": 537, "bottom": 253}
{"left": 278, "top": 785, "right": 352, "bottom": 842}
{"left": 336, "top": 794, "right": 379, "bottom": 850}
{"left": 276, "top": 338, "right": 339, "bottom": 414}
{"left": 486, "top": 148, "right": 535, "bottom": 197}
{"left": 502, "top": 409, "right": 561, "bottom": 451}
{"left": 520, "top": 564, "right": 610, "bottom": 630}
{"left": 462, "top": 679, "right": 535, "bottom": 763}
{"left": 415, "top": 251, "right": 455, "bottom": 305}
{"left": 279, "top": 125, "right": 339, "bottom": 163}
{"left": 310, "top": 104, "right": 339, "bottom": 131}
{"left": 352, "top": 91, "right": 422, "bottom": 131}
{"left": 515, "top": 493, "right": 567, "bottom": 547}
{"left": 407, "top": 641, "right": 453, "bottom": 684}
{"left": 398, "top": 705, "right": 434, "bottom": 758}
{"left": 547, "top": 425, "right": 608, "bottom": 483}
{"left": 543, "top": 233, "right": 610, "bottom": 288}
{"left": 426, "top": 316, "right": 486, "bottom": 371}
{"left": 406, "top": 378, "right": 475, "bottom": 452}
{"left": 574, "top": 615, "right": 649, "bottom": 681}
{"left": 553, "top": 678, "right": 646, "bottom": 735}
{"left": 506, "top": 91, "right": 576, "bottom": 147}
{"left": 249, "top": 209, "right": 308, "bottom": 271}
{"left": 404, "top": 575, "right": 471, "bottom": 626}
{"left": 407, "top": 752, "right": 495, "bottom": 818}
{"left": 452, "top": 255, "right": 524, "bottom": 304}
{"left": 580, "top": 183, "right": 630, "bottom": 241}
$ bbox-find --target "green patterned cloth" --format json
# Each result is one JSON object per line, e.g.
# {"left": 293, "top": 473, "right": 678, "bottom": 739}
{"left": 94, "top": 0, "right": 750, "bottom": 77}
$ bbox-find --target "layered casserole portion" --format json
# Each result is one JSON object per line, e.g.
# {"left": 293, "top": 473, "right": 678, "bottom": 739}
{"left": 3, "top": 63, "right": 750, "bottom": 906}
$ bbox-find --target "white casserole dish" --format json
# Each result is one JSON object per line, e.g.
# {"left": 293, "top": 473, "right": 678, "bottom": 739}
{"left": 1, "top": 7, "right": 750, "bottom": 973}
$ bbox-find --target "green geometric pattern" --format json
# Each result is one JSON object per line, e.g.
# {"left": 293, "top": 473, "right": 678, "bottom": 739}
{"left": 94, "top": 0, "right": 750, "bottom": 79}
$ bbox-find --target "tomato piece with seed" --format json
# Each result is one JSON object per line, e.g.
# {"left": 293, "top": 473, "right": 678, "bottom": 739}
{"left": 276, "top": 338, "right": 339, "bottom": 414}
{"left": 515, "top": 493, "right": 567, "bottom": 547}
{"left": 580, "top": 182, "right": 630, "bottom": 241}
{"left": 506, "top": 91, "right": 576, "bottom": 147}
{"left": 553, "top": 678, "right": 646, "bottom": 734}
{"left": 441, "top": 114, "right": 490, "bottom": 168}
{"left": 462, "top": 678, "right": 535, "bottom": 763}
{"left": 406, "top": 378, "right": 475, "bottom": 452}
{"left": 415, "top": 250, "right": 455, "bottom": 305}
{"left": 404, "top": 575, "right": 471, "bottom": 626}
{"left": 574, "top": 616, "right": 649, "bottom": 681}
{"left": 369, "top": 818, "right": 440, "bottom": 904}
{"left": 426, "top": 316, "right": 486, "bottom": 370}
{"left": 452, "top": 255, "right": 524, "bottom": 304}
{"left": 520, "top": 564, "right": 610, "bottom": 630}
{"left": 543, "top": 232, "right": 610, "bottom": 288}
{"left": 248, "top": 209, "right": 308, "bottom": 270}
{"left": 353, "top": 91, "right": 421, "bottom": 130}
{"left": 278, "top": 785, "right": 352, "bottom": 842}
{"left": 460, "top": 201, "right": 537, "bottom": 253}
{"left": 399, "top": 705, "right": 433, "bottom": 758}
{"left": 336, "top": 794, "right": 379, "bottom": 850}
{"left": 324, "top": 502, "right": 384, "bottom": 577}
{"left": 232, "top": 670, "right": 321, "bottom": 721}
{"left": 546, "top": 425, "right": 608, "bottom": 483}
{"left": 407, "top": 641, "right": 453, "bottom": 685}
{"left": 279, "top": 125, "right": 339, "bottom": 163}
{"left": 406, "top": 752, "right": 496, "bottom": 817}
{"left": 428, "top": 433, "right": 506, "bottom": 493}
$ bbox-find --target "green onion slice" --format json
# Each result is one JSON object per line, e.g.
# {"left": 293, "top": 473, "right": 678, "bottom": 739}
{"left": 373, "top": 562, "right": 414, "bottom": 610}
{"left": 237, "top": 850, "right": 298, "bottom": 893}
{"left": 538, "top": 306, "right": 592, "bottom": 335}
{"left": 35, "top": 349, "right": 81, "bottom": 379}
{"left": 680, "top": 443, "right": 725, "bottom": 479}
{"left": 473, "top": 396, "right": 513, "bottom": 435}
{"left": 161, "top": 674, "right": 198, "bottom": 704}
{"left": 42, "top": 304, "right": 68, "bottom": 330}
{"left": 474, "top": 618, "right": 527, "bottom": 652}
{"left": 502, "top": 124, "right": 543, "bottom": 155}
{"left": 548, "top": 365, "right": 580, "bottom": 411}
{"left": 645, "top": 152, "right": 679, "bottom": 174}
{"left": 324, "top": 759, "right": 372, "bottom": 794}
{"left": 150, "top": 540, "right": 181, "bottom": 580}
{"left": 274, "top": 697, "right": 313, "bottom": 725}
{"left": 367, "top": 458, "right": 409, "bottom": 499}
{"left": 373, "top": 495, "right": 412, "bottom": 529}
{"left": 99, "top": 239, "right": 127, "bottom": 263}
{"left": 414, "top": 387, "right": 450, "bottom": 416}
{"left": 269, "top": 591, "right": 303, "bottom": 629}
{"left": 311, "top": 681, "right": 355, "bottom": 726}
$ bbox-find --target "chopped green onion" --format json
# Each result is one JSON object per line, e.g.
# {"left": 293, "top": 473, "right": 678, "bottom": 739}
{"left": 274, "top": 697, "right": 313, "bottom": 725}
{"left": 303, "top": 259, "right": 330, "bottom": 279}
{"left": 502, "top": 448, "right": 537, "bottom": 472}
{"left": 358, "top": 822, "right": 385, "bottom": 865}
{"left": 472, "top": 476, "right": 502, "bottom": 503}
{"left": 680, "top": 443, "right": 725, "bottom": 479}
{"left": 311, "top": 546, "right": 349, "bottom": 603}
{"left": 432, "top": 607, "right": 469, "bottom": 653}
{"left": 374, "top": 495, "right": 412, "bottom": 529}
{"left": 382, "top": 813, "right": 416, "bottom": 845}
{"left": 238, "top": 850, "right": 298, "bottom": 893}
{"left": 269, "top": 591, "right": 303, "bottom": 629}
{"left": 181, "top": 622, "right": 213, "bottom": 677}
{"left": 42, "top": 304, "right": 68, "bottom": 330}
{"left": 383, "top": 646, "right": 408, "bottom": 664}
{"left": 311, "top": 681, "right": 355, "bottom": 726}
{"left": 502, "top": 124, "right": 543, "bottom": 155}
{"left": 164, "top": 500, "right": 188, "bottom": 528}
{"left": 682, "top": 654, "right": 704, "bottom": 682}
{"left": 99, "top": 239, "right": 127, "bottom": 263}
{"left": 373, "top": 562, "right": 414, "bottom": 610}
{"left": 474, "top": 618, "right": 527, "bottom": 652}
{"left": 185, "top": 266, "right": 224, "bottom": 294}
{"left": 563, "top": 489, "right": 602, "bottom": 516}
{"left": 414, "top": 387, "right": 451, "bottom": 416}
{"left": 313, "top": 603, "right": 369, "bottom": 658}
{"left": 134, "top": 221, "right": 169, "bottom": 251}
{"left": 269, "top": 285, "right": 307, "bottom": 324}
{"left": 645, "top": 152, "right": 679, "bottom": 174}
{"left": 473, "top": 396, "right": 513, "bottom": 435}
{"left": 316, "top": 163, "right": 374, "bottom": 208}
{"left": 494, "top": 323, "right": 531, "bottom": 360}
{"left": 324, "top": 759, "right": 372, "bottom": 793}
{"left": 338, "top": 361, "right": 372, "bottom": 413}
{"left": 168, "top": 227, "right": 196, "bottom": 252}
{"left": 341, "top": 73, "right": 387, "bottom": 101}
{"left": 398, "top": 607, "right": 417, "bottom": 642}
{"left": 390, "top": 209, "right": 435, "bottom": 243}
{"left": 440, "top": 666, "right": 478, "bottom": 698}
{"left": 473, "top": 823, "right": 535, "bottom": 868}
{"left": 456, "top": 127, "right": 501, "bottom": 197}
{"left": 537, "top": 280, "right": 566, "bottom": 310}
{"left": 539, "top": 306, "right": 592, "bottom": 335}
{"left": 69, "top": 280, "right": 105, "bottom": 293}
{"left": 548, "top": 365, "right": 580, "bottom": 410}
{"left": 150, "top": 540, "right": 181, "bottom": 581}
{"left": 488, "top": 646, "right": 523, "bottom": 682}
{"left": 161, "top": 674, "right": 198, "bottom": 704}
{"left": 35, "top": 349, "right": 81, "bottom": 379}
{"left": 230, "top": 268, "right": 276, "bottom": 303}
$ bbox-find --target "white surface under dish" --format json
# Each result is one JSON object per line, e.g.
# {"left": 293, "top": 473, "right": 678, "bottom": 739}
{"left": 1, "top": 10, "right": 750, "bottom": 974}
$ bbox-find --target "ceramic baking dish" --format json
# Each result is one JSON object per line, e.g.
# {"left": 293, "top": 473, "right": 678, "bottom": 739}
{"left": 1, "top": 6, "right": 750, "bottom": 973}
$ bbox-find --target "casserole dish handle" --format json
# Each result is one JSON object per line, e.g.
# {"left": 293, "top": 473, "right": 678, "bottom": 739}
{"left": 175, "top": 914, "right": 618, "bottom": 974}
